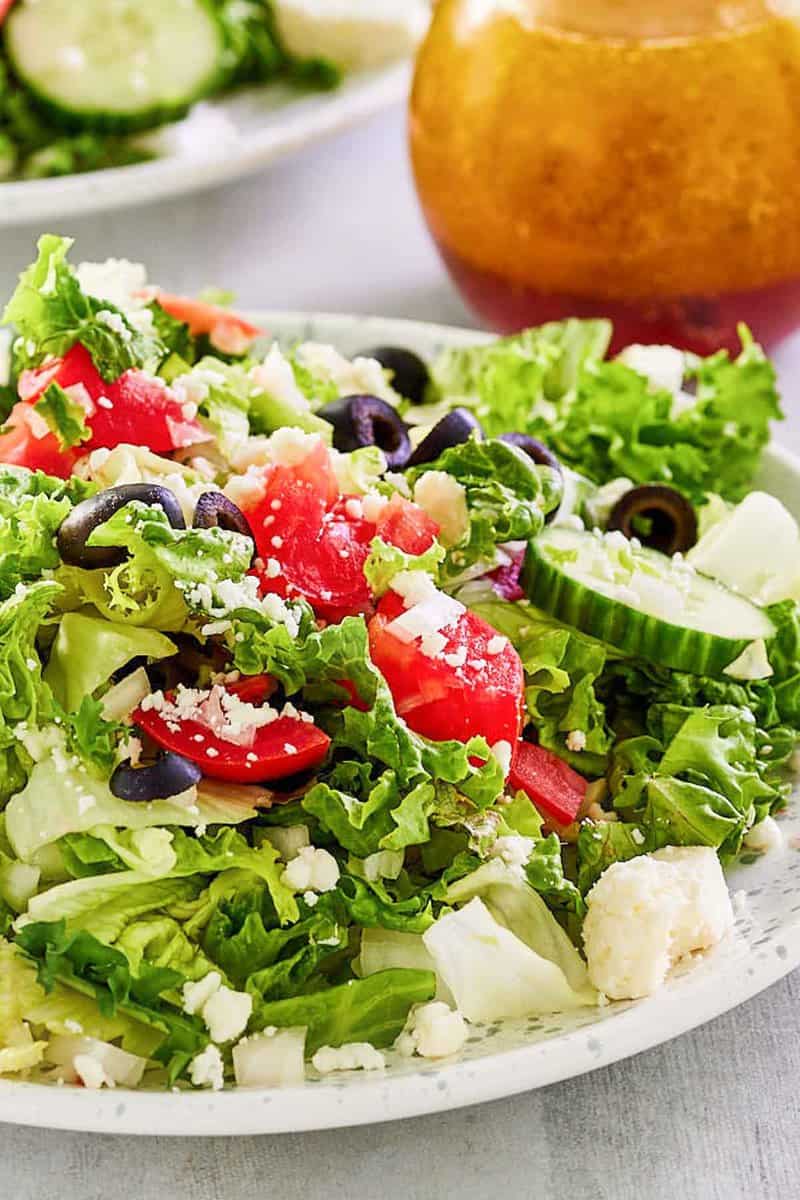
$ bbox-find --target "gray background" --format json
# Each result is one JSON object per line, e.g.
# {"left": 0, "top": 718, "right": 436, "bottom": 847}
{"left": 1, "top": 105, "right": 799, "bottom": 1200}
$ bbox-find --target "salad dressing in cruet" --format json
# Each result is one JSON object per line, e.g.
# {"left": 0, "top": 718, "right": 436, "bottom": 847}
{"left": 411, "top": 0, "right": 800, "bottom": 352}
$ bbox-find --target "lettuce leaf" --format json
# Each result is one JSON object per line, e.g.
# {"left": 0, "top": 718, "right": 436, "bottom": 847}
{"left": 33, "top": 382, "right": 90, "bottom": 449}
{"left": 0, "top": 466, "right": 92, "bottom": 600}
{"left": 0, "top": 580, "right": 60, "bottom": 805}
{"left": 607, "top": 704, "right": 779, "bottom": 860}
{"left": 6, "top": 756, "right": 257, "bottom": 862}
{"left": 430, "top": 319, "right": 611, "bottom": 435}
{"left": 250, "top": 968, "right": 435, "bottom": 1054}
{"left": 431, "top": 321, "right": 779, "bottom": 503}
{"left": 44, "top": 610, "right": 176, "bottom": 713}
{"left": 3, "top": 235, "right": 162, "bottom": 382}
{"left": 15, "top": 920, "right": 207, "bottom": 1081}
{"left": 409, "top": 438, "right": 561, "bottom": 580}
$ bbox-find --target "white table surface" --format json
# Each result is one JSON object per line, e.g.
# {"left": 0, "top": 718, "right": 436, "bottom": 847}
{"left": 2, "top": 103, "right": 800, "bottom": 1200}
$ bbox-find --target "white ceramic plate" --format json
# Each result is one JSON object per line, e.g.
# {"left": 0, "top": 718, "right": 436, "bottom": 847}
{"left": 1, "top": 311, "right": 798, "bottom": 1136}
{"left": 0, "top": 64, "right": 410, "bottom": 226}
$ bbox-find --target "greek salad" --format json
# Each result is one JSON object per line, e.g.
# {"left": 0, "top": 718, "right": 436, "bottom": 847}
{"left": 0, "top": 0, "right": 428, "bottom": 180}
{"left": 0, "top": 234, "right": 794, "bottom": 1092}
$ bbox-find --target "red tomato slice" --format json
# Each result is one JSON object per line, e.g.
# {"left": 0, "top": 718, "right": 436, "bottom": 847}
{"left": 135, "top": 684, "right": 330, "bottom": 784}
{"left": 0, "top": 401, "right": 79, "bottom": 478}
{"left": 375, "top": 494, "right": 439, "bottom": 555}
{"left": 368, "top": 591, "right": 524, "bottom": 746}
{"left": 147, "top": 292, "right": 263, "bottom": 355}
{"left": 226, "top": 674, "right": 277, "bottom": 705}
{"left": 18, "top": 344, "right": 206, "bottom": 454}
{"left": 243, "top": 446, "right": 440, "bottom": 623}
{"left": 508, "top": 740, "right": 588, "bottom": 828}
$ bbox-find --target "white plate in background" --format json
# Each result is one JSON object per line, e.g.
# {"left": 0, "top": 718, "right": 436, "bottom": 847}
{"left": 0, "top": 63, "right": 410, "bottom": 227}
{"left": 0, "top": 312, "right": 797, "bottom": 1136}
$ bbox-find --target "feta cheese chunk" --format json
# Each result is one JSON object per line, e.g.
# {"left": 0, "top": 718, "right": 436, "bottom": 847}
{"left": 395, "top": 1002, "right": 468, "bottom": 1060}
{"left": 582, "top": 846, "right": 734, "bottom": 1000}
{"left": 275, "top": 0, "right": 430, "bottom": 71}
{"left": 281, "top": 845, "right": 340, "bottom": 893}
{"left": 190, "top": 1045, "right": 225, "bottom": 1091}
{"left": 183, "top": 972, "right": 253, "bottom": 1043}
{"left": 617, "top": 344, "right": 685, "bottom": 396}
{"left": 202, "top": 988, "right": 253, "bottom": 1045}
{"left": 312, "top": 1042, "right": 386, "bottom": 1074}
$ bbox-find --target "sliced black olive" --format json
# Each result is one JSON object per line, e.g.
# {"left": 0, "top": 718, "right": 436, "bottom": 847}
{"left": 499, "top": 433, "right": 562, "bottom": 475}
{"left": 607, "top": 484, "right": 698, "bottom": 555}
{"left": 407, "top": 407, "right": 484, "bottom": 468}
{"left": 360, "top": 346, "right": 430, "bottom": 405}
{"left": 110, "top": 751, "right": 202, "bottom": 803}
{"left": 193, "top": 491, "right": 256, "bottom": 564}
{"left": 317, "top": 394, "right": 412, "bottom": 469}
{"left": 57, "top": 483, "right": 185, "bottom": 570}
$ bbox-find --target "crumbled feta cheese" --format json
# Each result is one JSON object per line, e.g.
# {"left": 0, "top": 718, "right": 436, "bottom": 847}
{"left": 395, "top": 1002, "right": 468, "bottom": 1060}
{"left": 202, "top": 987, "right": 253, "bottom": 1044}
{"left": 387, "top": 572, "right": 465, "bottom": 646}
{"left": 743, "top": 816, "right": 784, "bottom": 854}
{"left": 566, "top": 730, "right": 587, "bottom": 753}
{"left": 443, "top": 646, "right": 467, "bottom": 669}
{"left": 489, "top": 835, "right": 534, "bottom": 870}
{"left": 413, "top": 472, "right": 469, "bottom": 547}
{"left": 312, "top": 1042, "right": 385, "bottom": 1074}
{"left": 486, "top": 636, "right": 507, "bottom": 656}
{"left": 250, "top": 344, "right": 312, "bottom": 420}
{"left": 617, "top": 344, "right": 685, "bottom": 396}
{"left": 281, "top": 846, "right": 340, "bottom": 894}
{"left": 73, "top": 1054, "right": 114, "bottom": 1090}
{"left": 182, "top": 971, "right": 223, "bottom": 1016}
{"left": 96, "top": 309, "right": 132, "bottom": 340}
{"left": 294, "top": 341, "right": 397, "bottom": 403}
{"left": 490, "top": 739, "right": 513, "bottom": 778}
{"left": 582, "top": 846, "right": 734, "bottom": 1000}
{"left": 75, "top": 257, "right": 149, "bottom": 313}
{"left": 190, "top": 1045, "right": 224, "bottom": 1091}
{"left": 142, "top": 683, "right": 280, "bottom": 747}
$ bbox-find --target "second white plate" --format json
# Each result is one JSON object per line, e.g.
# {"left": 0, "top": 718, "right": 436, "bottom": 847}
{"left": 0, "top": 63, "right": 410, "bottom": 227}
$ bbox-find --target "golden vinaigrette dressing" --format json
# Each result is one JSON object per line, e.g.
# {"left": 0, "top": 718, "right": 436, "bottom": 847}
{"left": 410, "top": 0, "right": 800, "bottom": 352}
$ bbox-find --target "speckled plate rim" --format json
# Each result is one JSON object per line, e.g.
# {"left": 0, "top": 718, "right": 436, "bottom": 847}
{"left": 0, "top": 64, "right": 410, "bottom": 226}
{"left": 0, "top": 311, "right": 797, "bottom": 1137}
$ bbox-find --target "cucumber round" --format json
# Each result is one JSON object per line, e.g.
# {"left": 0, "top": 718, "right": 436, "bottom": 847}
{"left": 522, "top": 527, "right": 776, "bottom": 677}
{"left": 5, "top": 0, "right": 225, "bottom": 134}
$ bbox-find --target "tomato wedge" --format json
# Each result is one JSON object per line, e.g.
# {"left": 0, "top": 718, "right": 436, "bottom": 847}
{"left": 17, "top": 344, "right": 206, "bottom": 454}
{"left": 147, "top": 292, "right": 263, "bottom": 355}
{"left": 508, "top": 740, "right": 588, "bottom": 828}
{"left": 374, "top": 493, "right": 439, "bottom": 556}
{"left": 0, "top": 401, "right": 80, "bottom": 477}
{"left": 368, "top": 590, "right": 524, "bottom": 746}
{"left": 135, "top": 681, "right": 330, "bottom": 784}
{"left": 242, "top": 443, "right": 441, "bottom": 622}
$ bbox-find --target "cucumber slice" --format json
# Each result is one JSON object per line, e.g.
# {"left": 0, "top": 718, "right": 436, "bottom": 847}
{"left": 5, "top": 0, "right": 224, "bottom": 133}
{"left": 522, "top": 527, "right": 776, "bottom": 677}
